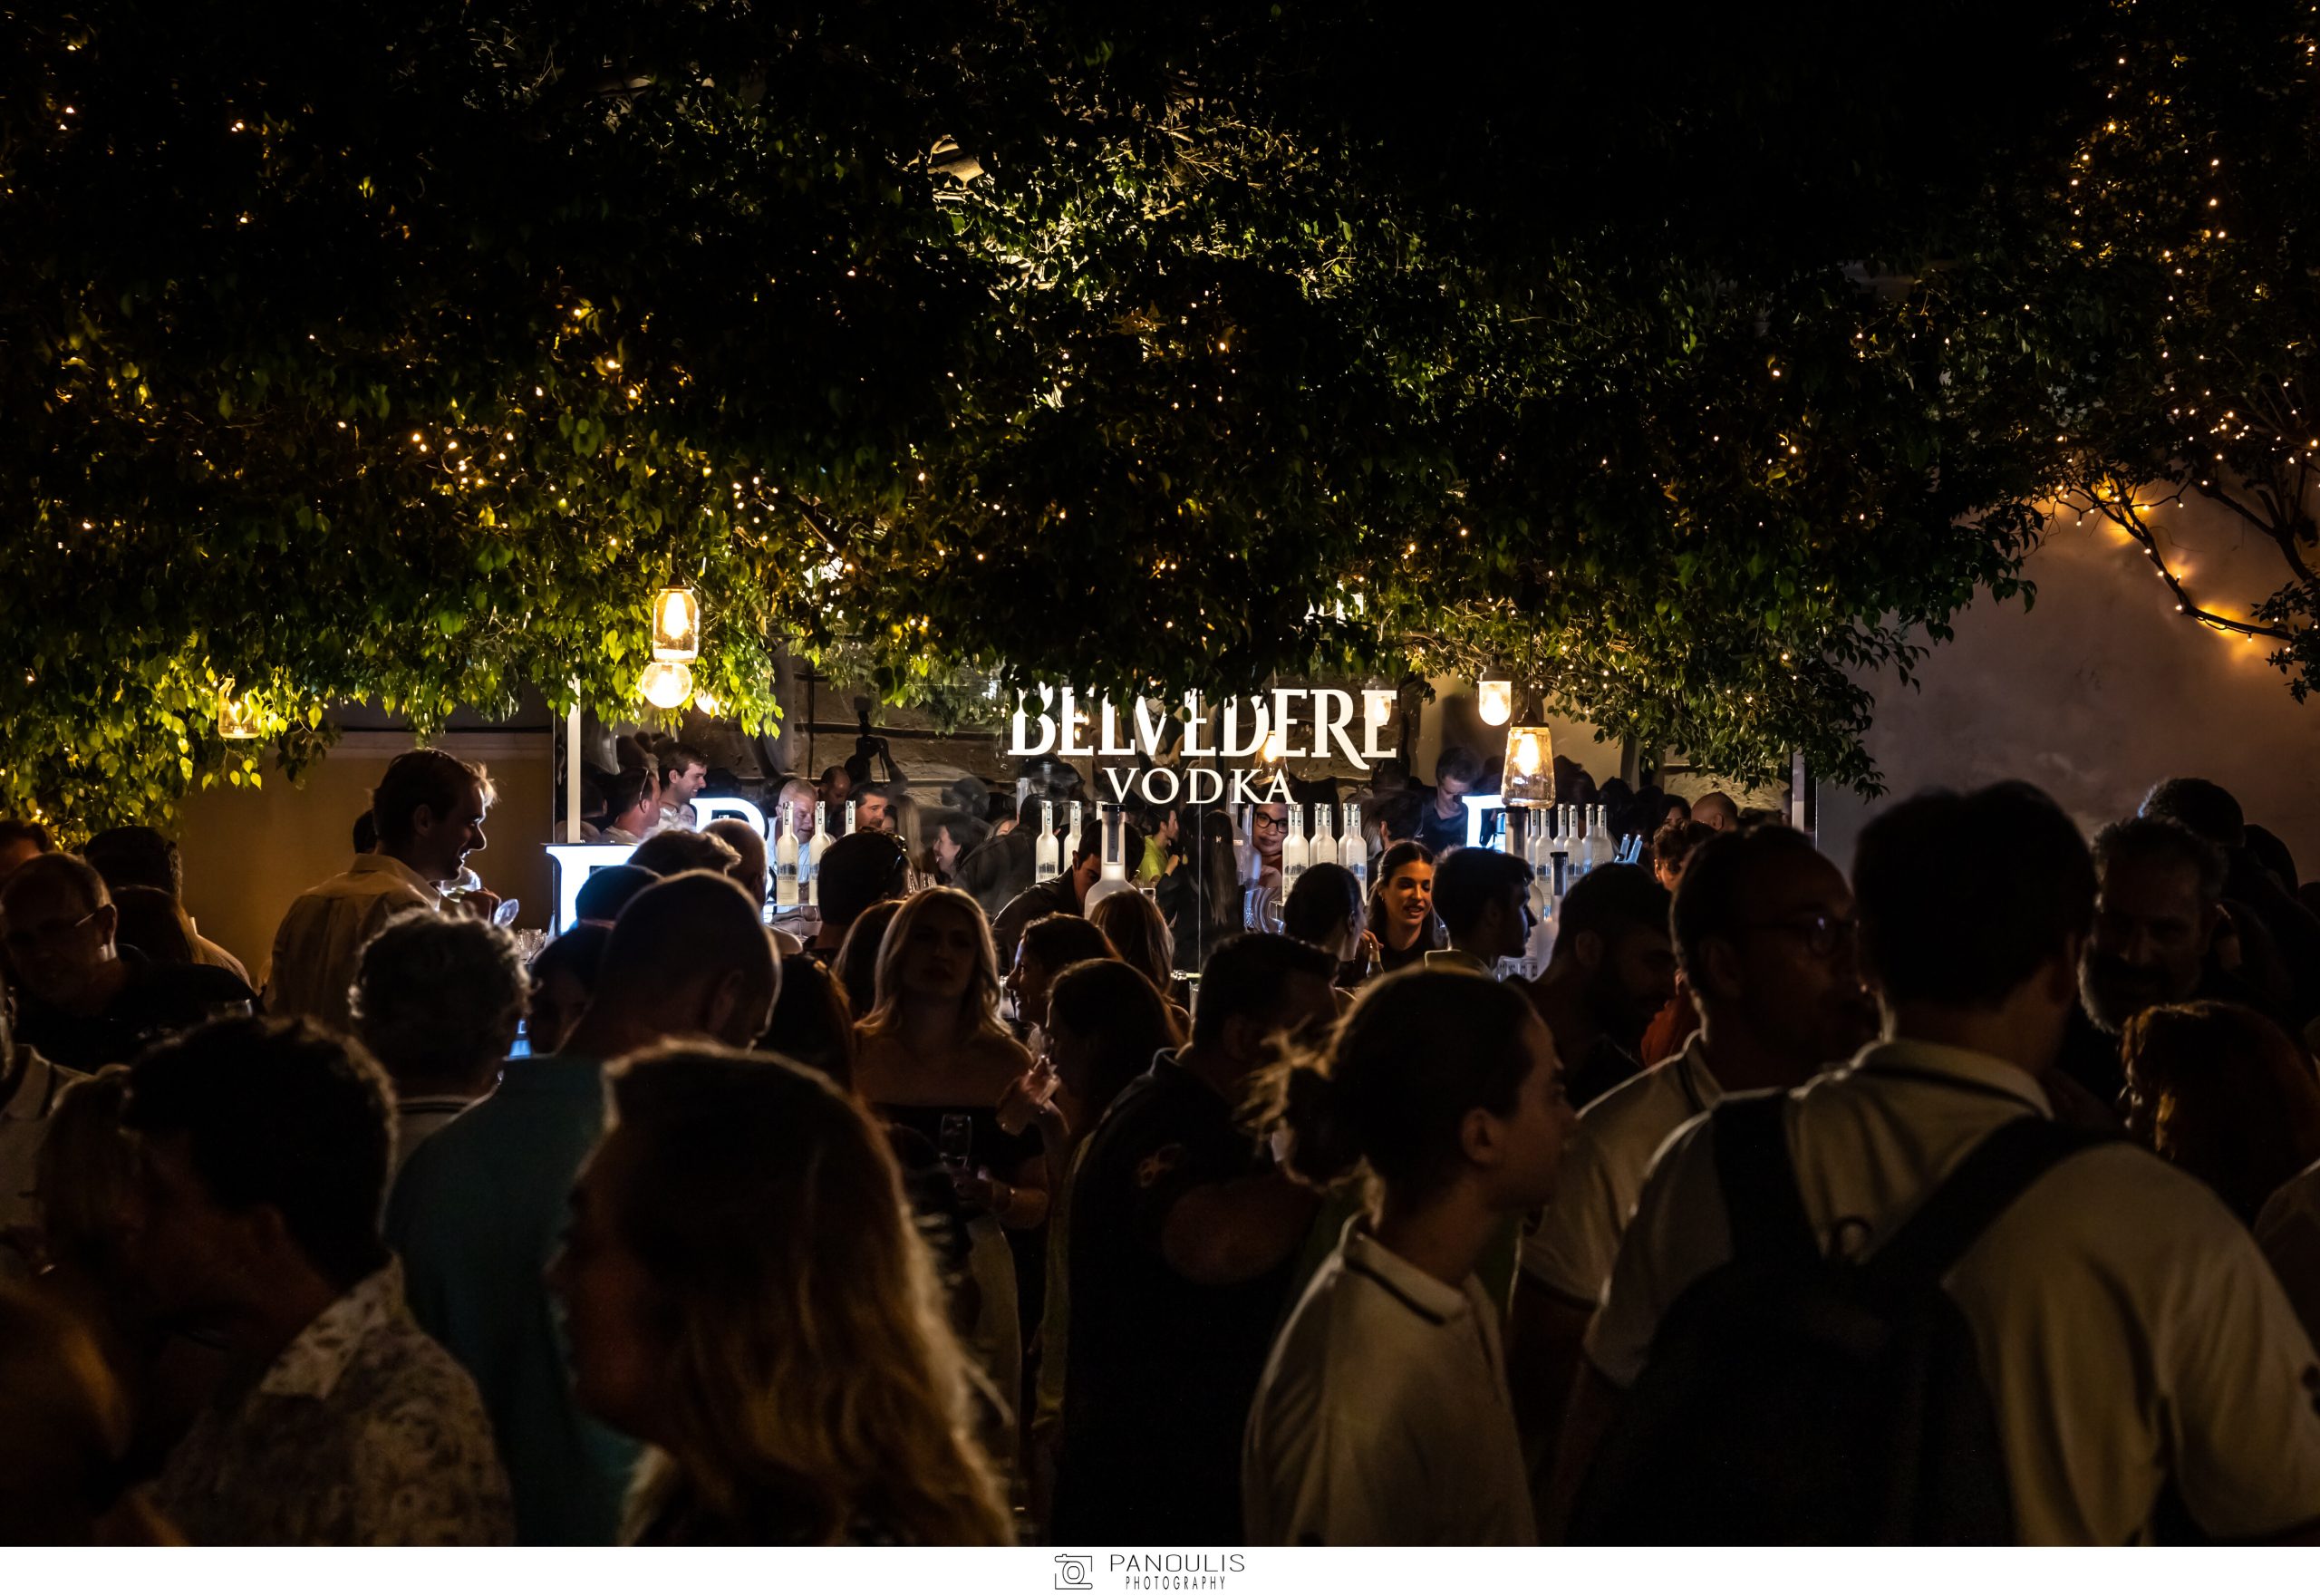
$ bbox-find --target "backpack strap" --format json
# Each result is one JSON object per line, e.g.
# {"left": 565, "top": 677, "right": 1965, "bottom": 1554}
{"left": 1860, "top": 1115, "right": 2112, "bottom": 1299}
{"left": 1709, "top": 1091, "right": 1819, "bottom": 1269}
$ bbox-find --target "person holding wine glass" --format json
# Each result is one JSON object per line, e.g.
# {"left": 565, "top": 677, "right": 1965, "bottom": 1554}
{"left": 855, "top": 889, "right": 1050, "bottom": 1238}
{"left": 856, "top": 889, "right": 1050, "bottom": 1432}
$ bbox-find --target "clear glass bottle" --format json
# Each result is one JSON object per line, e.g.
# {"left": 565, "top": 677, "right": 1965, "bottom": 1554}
{"left": 805, "top": 801, "right": 833, "bottom": 906}
{"left": 1034, "top": 800, "right": 1061, "bottom": 884}
{"left": 774, "top": 808, "right": 799, "bottom": 909}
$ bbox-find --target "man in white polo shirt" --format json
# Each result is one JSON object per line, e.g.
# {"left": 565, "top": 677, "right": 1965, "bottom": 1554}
{"left": 0, "top": 963, "right": 88, "bottom": 1275}
{"left": 1553, "top": 782, "right": 2320, "bottom": 1544}
{"left": 266, "top": 750, "right": 497, "bottom": 1035}
{"left": 1510, "top": 826, "right": 1876, "bottom": 1457}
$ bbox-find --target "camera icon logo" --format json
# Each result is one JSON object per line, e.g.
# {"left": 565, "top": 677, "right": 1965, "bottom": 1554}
{"left": 1054, "top": 1554, "right": 1095, "bottom": 1590}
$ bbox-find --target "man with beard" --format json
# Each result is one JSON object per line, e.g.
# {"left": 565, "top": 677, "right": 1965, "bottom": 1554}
{"left": 1511, "top": 828, "right": 1876, "bottom": 1464}
{"left": 1523, "top": 865, "right": 1677, "bottom": 1111}
{"left": 2064, "top": 817, "right": 2233, "bottom": 1112}
{"left": 1554, "top": 783, "right": 2320, "bottom": 1545}
{"left": 2141, "top": 777, "right": 2320, "bottom": 1024}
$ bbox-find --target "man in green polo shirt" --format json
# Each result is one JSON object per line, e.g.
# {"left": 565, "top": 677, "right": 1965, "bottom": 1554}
{"left": 386, "top": 871, "right": 778, "bottom": 1544}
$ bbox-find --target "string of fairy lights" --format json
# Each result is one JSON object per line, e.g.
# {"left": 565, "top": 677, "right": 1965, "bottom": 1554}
{"left": 2053, "top": 15, "right": 2320, "bottom": 654}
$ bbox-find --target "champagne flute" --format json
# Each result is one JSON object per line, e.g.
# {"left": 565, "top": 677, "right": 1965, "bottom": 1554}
{"left": 938, "top": 1112, "right": 974, "bottom": 1175}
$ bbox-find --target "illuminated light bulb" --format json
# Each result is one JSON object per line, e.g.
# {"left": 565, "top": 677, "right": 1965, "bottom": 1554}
{"left": 1262, "top": 725, "right": 1288, "bottom": 766}
{"left": 640, "top": 661, "right": 694, "bottom": 709}
{"left": 1501, "top": 724, "right": 1556, "bottom": 808}
{"left": 217, "top": 680, "right": 263, "bottom": 740}
{"left": 1363, "top": 688, "right": 1397, "bottom": 736}
{"left": 1477, "top": 679, "right": 1513, "bottom": 726}
{"left": 692, "top": 690, "right": 721, "bottom": 716}
{"left": 651, "top": 587, "right": 701, "bottom": 662}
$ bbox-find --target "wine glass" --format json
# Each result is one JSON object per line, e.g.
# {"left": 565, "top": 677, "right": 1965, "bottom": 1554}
{"left": 938, "top": 1113, "right": 974, "bottom": 1175}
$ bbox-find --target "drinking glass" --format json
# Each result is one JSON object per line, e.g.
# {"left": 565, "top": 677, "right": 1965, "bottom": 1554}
{"left": 938, "top": 1112, "right": 975, "bottom": 1175}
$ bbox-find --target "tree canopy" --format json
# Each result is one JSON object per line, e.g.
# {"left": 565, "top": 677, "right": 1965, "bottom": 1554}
{"left": 1, "top": 0, "right": 2290, "bottom": 830}
{"left": 2049, "top": 2, "right": 2320, "bottom": 697}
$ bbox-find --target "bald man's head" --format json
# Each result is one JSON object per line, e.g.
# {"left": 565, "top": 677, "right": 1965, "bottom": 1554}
{"left": 590, "top": 870, "right": 779, "bottom": 1049}
{"left": 1692, "top": 791, "right": 1742, "bottom": 832}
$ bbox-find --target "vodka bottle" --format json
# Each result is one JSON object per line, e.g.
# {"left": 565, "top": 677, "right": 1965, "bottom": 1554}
{"left": 1281, "top": 805, "right": 1309, "bottom": 891}
{"left": 844, "top": 798, "right": 858, "bottom": 837}
{"left": 774, "top": 808, "right": 799, "bottom": 909}
{"left": 805, "top": 801, "right": 833, "bottom": 907}
{"left": 1084, "top": 804, "right": 1135, "bottom": 911}
{"left": 1341, "top": 803, "right": 1367, "bottom": 894}
{"left": 1068, "top": 800, "right": 1085, "bottom": 865}
{"left": 1034, "top": 800, "right": 1061, "bottom": 884}
{"left": 1531, "top": 882, "right": 1560, "bottom": 977}
{"left": 1530, "top": 812, "right": 1557, "bottom": 973}
{"left": 1552, "top": 805, "right": 1571, "bottom": 898}
{"left": 1311, "top": 801, "right": 1337, "bottom": 867}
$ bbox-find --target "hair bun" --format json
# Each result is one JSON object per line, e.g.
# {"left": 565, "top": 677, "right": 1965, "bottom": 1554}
{"left": 1277, "top": 1062, "right": 1365, "bottom": 1189}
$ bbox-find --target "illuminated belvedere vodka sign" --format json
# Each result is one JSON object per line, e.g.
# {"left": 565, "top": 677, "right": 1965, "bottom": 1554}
{"left": 1010, "top": 688, "right": 1398, "bottom": 806}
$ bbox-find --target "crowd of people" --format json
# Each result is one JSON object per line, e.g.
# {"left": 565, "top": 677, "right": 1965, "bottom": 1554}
{"left": 5, "top": 744, "right": 2320, "bottom": 1547}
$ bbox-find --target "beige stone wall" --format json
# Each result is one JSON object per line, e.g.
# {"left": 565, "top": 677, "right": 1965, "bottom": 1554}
{"left": 178, "top": 730, "right": 554, "bottom": 983}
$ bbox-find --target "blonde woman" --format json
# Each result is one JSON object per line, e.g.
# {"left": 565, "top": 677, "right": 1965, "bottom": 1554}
{"left": 1086, "top": 890, "right": 1191, "bottom": 1040}
{"left": 888, "top": 791, "right": 938, "bottom": 894}
{"left": 551, "top": 1047, "right": 1013, "bottom": 1544}
{"left": 855, "top": 888, "right": 1049, "bottom": 1237}
{"left": 856, "top": 888, "right": 1049, "bottom": 1442}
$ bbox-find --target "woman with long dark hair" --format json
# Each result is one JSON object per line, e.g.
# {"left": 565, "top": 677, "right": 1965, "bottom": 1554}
{"left": 1023, "top": 958, "right": 1184, "bottom": 1516}
{"left": 2122, "top": 1001, "right": 2320, "bottom": 1223}
{"left": 1367, "top": 841, "right": 1443, "bottom": 976}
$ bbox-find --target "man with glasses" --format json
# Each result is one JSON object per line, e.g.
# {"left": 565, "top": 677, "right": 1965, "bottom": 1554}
{"left": 1240, "top": 802, "right": 1290, "bottom": 932}
{"left": 1510, "top": 827, "right": 1874, "bottom": 1463}
{"left": 1556, "top": 784, "right": 2320, "bottom": 1543}
{"left": 0, "top": 853, "right": 249, "bottom": 1071}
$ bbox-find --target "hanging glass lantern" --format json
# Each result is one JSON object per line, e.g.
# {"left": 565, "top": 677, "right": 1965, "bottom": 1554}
{"left": 217, "top": 680, "right": 263, "bottom": 740}
{"left": 652, "top": 587, "right": 701, "bottom": 662}
{"left": 1477, "top": 679, "right": 1513, "bottom": 726}
{"left": 1501, "top": 724, "right": 1555, "bottom": 808}
{"left": 640, "top": 660, "right": 695, "bottom": 710}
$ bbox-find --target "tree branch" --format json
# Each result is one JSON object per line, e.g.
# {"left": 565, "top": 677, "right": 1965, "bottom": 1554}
{"left": 2074, "top": 479, "right": 2296, "bottom": 641}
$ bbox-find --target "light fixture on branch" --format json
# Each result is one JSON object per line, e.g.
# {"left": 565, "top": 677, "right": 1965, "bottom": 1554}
{"left": 652, "top": 587, "right": 701, "bottom": 662}
{"left": 218, "top": 680, "right": 263, "bottom": 740}
{"left": 1501, "top": 723, "right": 1556, "bottom": 809}
{"left": 1477, "top": 678, "right": 1513, "bottom": 727}
{"left": 640, "top": 661, "right": 694, "bottom": 710}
